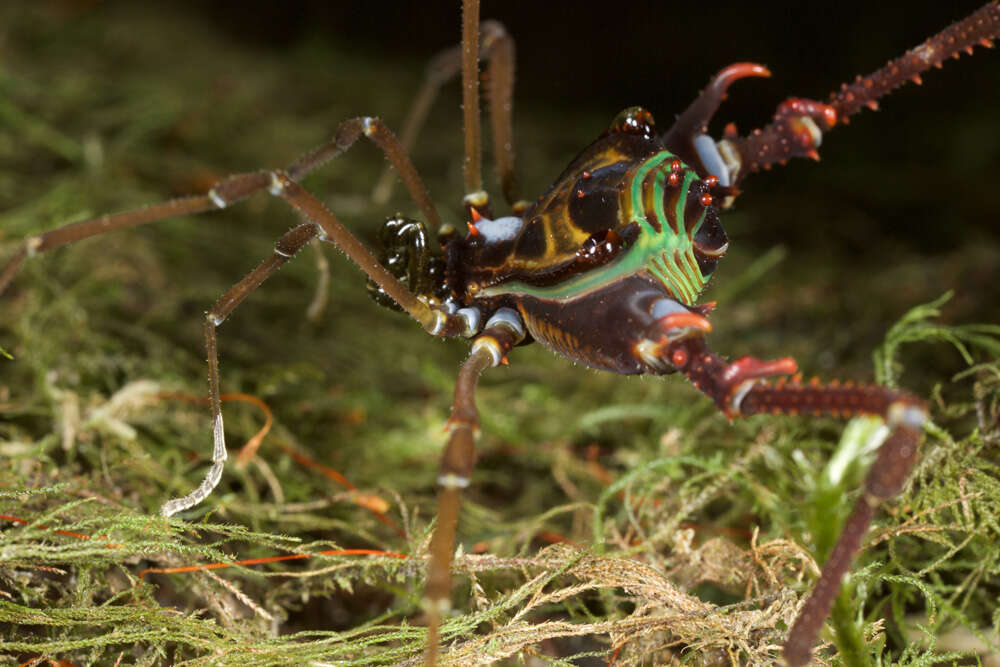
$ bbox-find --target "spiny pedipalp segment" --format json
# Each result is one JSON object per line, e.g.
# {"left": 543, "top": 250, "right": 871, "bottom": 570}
{"left": 665, "top": 337, "right": 798, "bottom": 417}
{"left": 729, "top": 1, "right": 999, "bottom": 180}
{"left": 782, "top": 395, "right": 926, "bottom": 667}
{"left": 740, "top": 376, "right": 914, "bottom": 422}
{"left": 662, "top": 336, "right": 928, "bottom": 665}
{"left": 724, "top": 99, "right": 836, "bottom": 180}
{"left": 740, "top": 377, "right": 928, "bottom": 498}
{"left": 829, "top": 1, "right": 999, "bottom": 121}
{"left": 725, "top": 371, "right": 927, "bottom": 501}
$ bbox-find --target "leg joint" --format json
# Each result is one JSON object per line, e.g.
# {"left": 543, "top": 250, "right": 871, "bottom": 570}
{"left": 268, "top": 170, "right": 292, "bottom": 195}
{"left": 457, "top": 307, "right": 481, "bottom": 337}
{"left": 437, "top": 473, "right": 470, "bottom": 489}
{"left": 207, "top": 188, "right": 228, "bottom": 209}
{"left": 470, "top": 336, "right": 504, "bottom": 367}
{"left": 888, "top": 400, "right": 927, "bottom": 429}
{"left": 25, "top": 236, "right": 43, "bottom": 258}
{"left": 209, "top": 171, "right": 271, "bottom": 204}
{"left": 483, "top": 307, "right": 525, "bottom": 341}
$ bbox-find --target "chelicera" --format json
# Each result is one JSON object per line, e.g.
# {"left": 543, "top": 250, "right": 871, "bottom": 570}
{"left": 1, "top": 2, "right": 997, "bottom": 664}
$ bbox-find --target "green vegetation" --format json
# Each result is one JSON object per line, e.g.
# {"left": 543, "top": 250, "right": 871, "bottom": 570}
{"left": 1, "top": 4, "right": 997, "bottom": 665}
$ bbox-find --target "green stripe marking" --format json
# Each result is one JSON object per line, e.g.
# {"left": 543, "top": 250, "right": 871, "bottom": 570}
{"left": 482, "top": 151, "right": 711, "bottom": 305}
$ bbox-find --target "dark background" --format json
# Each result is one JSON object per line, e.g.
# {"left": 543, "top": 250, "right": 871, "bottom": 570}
{"left": 199, "top": 0, "right": 1000, "bottom": 259}
{"left": 197, "top": 1, "right": 994, "bottom": 111}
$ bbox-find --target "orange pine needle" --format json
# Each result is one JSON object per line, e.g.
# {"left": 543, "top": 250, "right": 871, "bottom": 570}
{"left": 535, "top": 530, "right": 577, "bottom": 546}
{"left": 278, "top": 443, "right": 404, "bottom": 537}
{"left": 138, "top": 547, "right": 407, "bottom": 578}
{"left": 1, "top": 514, "right": 119, "bottom": 549}
{"left": 279, "top": 443, "right": 355, "bottom": 490}
{"left": 223, "top": 393, "right": 274, "bottom": 465}
{"left": 155, "top": 391, "right": 403, "bottom": 536}
{"left": 156, "top": 391, "right": 273, "bottom": 466}
{"left": 7, "top": 394, "right": 408, "bottom": 580}
{"left": 4, "top": 512, "right": 409, "bottom": 585}
{"left": 351, "top": 493, "right": 392, "bottom": 515}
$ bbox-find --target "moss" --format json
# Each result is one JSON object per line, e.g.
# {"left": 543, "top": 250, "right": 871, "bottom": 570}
{"left": 1, "top": 3, "right": 998, "bottom": 665}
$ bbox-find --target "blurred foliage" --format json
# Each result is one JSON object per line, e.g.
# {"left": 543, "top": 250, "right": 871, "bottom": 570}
{"left": 0, "top": 2, "right": 998, "bottom": 665}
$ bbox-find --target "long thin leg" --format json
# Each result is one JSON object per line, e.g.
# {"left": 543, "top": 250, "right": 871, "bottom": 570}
{"left": 158, "top": 170, "right": 481, "bottom": 512}
{"left": 3, "top": 117, "right": 485, "bottom": 514}
{"left": 461, "top": 0, "right": 482, "bottom": 201}
{"left": 483, "top": 22, "right": 518, "bottom": 207}
{"left": 423, "top": 309, "right": 525, "bottom": 666}
{"left": 745, "top": 387, "right": 924, "bottom": 667}
{"left": 661, "top": 336, "right": 927, "bottom": 666}
{"left": 1, "top": 117, "right": 439, "bottom": 302}
{"left": 372, "top": 20, "right": 520, "bottom": 208}
{"left": 160, "top": 223, "right": 319, "bottom": 516}
{"left": 0, "top": 195, "right": 214, "bottom": 295}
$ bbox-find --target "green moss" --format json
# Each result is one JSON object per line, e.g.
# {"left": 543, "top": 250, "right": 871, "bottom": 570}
{"left": 1, "top": 4, "right": 998, "bottom": 666}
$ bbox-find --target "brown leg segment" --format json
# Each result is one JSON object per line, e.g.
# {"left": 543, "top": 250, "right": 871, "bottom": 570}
{"left": 265, "top": 169, "right": 474, "bottom": 339}
{"left": 460, "top": 0, "right": 482, "bottom": 200}
{"left": 661, "top": 337, "right": 926, "bottom": 667}
{"left": 372, "top": 20, "right": 520, "bottom": 208}
{"left": 289, "top": 117, "right": 442, "bottom": 234}
{"left": 3, "top": 116, "right": 482, "bottom": 516}
{"left": 0, "top": 194, "right": 219, "bottom": 296}
{"left": 160, "top": 223, "right": 320, "bottom": 516}
{"left": 483, "top": 22, "right": 518, "bottom": 207}
{"left": 1, "top": 117, "right": 440, "bottom": 302}
{"left": 423, "top": 311, "right": 524, "bottom": 666}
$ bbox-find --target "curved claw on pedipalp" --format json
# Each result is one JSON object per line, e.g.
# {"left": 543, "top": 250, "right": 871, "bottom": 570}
{"left": 657, "top": 311, "right": 712, "bottom": 339}
{"left": 722, "top": 355, "right": 798, "bottom": 417}
{"left": 710, "top": 63, "right": 772, "bottom": 94}
{"left": 722, "top": 355, "right": 798, "bottom": 384}
{"left": 632, "top": 308, "right": 712, "bottom": 373}
{"left": 663, "top": 62, "right": 771, "bottom": 148}
{"left": 694, "top": 64, "right": 773, "bottom": 133}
